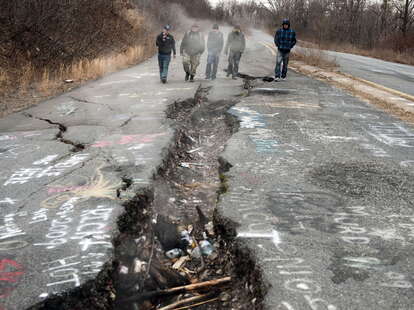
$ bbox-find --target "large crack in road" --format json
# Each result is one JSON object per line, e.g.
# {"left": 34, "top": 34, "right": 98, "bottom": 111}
{"left": 23, "top": 112, "right": 86, "bottom": 152}
{"left": 30, "top": 86, "right": 265, "bottom": 310}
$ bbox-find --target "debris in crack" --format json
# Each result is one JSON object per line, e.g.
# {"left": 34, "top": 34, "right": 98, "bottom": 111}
{"left": 29, "top": 86, "right": 265, "bottom": 310}
{"left": 111, "top": 86, "right": 263, "bottom": 310}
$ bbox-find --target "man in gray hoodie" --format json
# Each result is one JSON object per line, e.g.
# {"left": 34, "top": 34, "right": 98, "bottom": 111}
{"left": 225, "top": 25, "right": 246, "bottom": 80}
{"left": 205, "top": 24, "right": 224, "bottom": 80}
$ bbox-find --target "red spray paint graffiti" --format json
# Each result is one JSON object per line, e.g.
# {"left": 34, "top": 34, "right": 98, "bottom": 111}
{"left": 0, "top": 259, "right": 24, "bottom": 300}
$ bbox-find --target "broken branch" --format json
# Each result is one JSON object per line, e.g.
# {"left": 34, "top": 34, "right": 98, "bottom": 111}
{"left": 158, "top": 293, "right": 215, "bottom": 310}
{"left": 119, "top": 276, "right": 231, "bottom": 303}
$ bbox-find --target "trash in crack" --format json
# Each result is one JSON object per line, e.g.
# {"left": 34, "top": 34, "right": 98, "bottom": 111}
{"left": 32, "top": 86, "right": 264, "bottom": 310}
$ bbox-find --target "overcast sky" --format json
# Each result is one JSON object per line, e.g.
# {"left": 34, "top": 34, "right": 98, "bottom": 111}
{"left": 209, "top": 0, "right": 253, "bottom": 6}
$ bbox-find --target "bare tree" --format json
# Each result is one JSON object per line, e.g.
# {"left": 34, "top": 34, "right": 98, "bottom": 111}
{"left": 394, "top": 0, "right": 414, "bottom": 34}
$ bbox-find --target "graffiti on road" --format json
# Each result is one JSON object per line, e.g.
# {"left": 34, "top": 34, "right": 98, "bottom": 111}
{"left": 41, "top": 163, "right": 121, "bottom": 209}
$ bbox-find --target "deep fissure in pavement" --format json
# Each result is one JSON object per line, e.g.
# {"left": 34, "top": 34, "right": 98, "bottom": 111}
{"left": 23, "top": 112, "right": 86, "bottom": 152}
{"left": 30, "top": 86, "right": 265, "bottom": 309}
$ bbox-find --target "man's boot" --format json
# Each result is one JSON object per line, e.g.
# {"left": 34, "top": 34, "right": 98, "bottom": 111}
{"left": 185, "top": 72, "right": 190, "bottom": 81}
{"left": 190, "top": 75, "right": 194, "bottom": 82}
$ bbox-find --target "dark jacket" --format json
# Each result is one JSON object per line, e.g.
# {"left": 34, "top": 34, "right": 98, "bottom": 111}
{"left": 156, "top": 33, "right": 176, "bottom": 55}
{"left": 207, "top": 31, "right": 224, "bottom": 55}
{"left": 274, "top": 28, "right": 296, "bottom": 53}
{"left": 180, "top": 31, "right": 205, "bottom": 56}
{"left": 225, "top": 31, "right": 246, "bottom": 53}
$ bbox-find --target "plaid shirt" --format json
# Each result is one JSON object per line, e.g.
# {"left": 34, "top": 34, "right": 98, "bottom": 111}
{"left": 274, "top": 28, "right": 297, "bottom": 52}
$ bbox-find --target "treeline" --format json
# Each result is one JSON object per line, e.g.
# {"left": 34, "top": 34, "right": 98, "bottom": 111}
{"left": 208, "top": 0, "right": 414, "bottom": 53}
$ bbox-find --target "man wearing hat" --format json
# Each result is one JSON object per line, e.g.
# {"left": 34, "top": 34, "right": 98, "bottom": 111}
{"left": 274, "top": 19, "right": 296, "bottom": 81}
{"left": 225, "top": 25, "right": 246, "bottom": 80}
{"left": 205, "top": 24, "right": 224, "bottom": 80}
{"left": 180, "top": 24, "right": 205, "bottom": 82}
{"left": 156, "top": 25, "right": 176, "bottom": 84}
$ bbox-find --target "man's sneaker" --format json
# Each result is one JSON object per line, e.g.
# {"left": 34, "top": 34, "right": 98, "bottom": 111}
{"left": 185, "top": 73, "right": 190, "bottom": 81}
{"left": 281, "top": 77, "right": 286, "bottom": 81}
{"left": 161, "top": 79, "right": 167, "bottom": 84}
{"left": 190, "top": 75, "right": 195, "bottom": 82}
{"left": 274, "top": 77, "right": 280, "bottom": 82}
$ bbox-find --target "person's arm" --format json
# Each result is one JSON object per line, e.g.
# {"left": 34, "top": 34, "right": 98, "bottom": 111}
{"left": 225, "top": 33, "right": 231, "bottom": 54}
{"left": 274, "top": 30, "right": 280, "bottom": 47}
{"left": 156, "top": 34, "right": 161, "bottom": 47}
{"left": 219, "top": 33, "right": 224, "bottom": 53}
{"left": 199, "top": 33, "right": 205, "bottom": 54}
{"left": 291, "top": 30, "right": 297, "bottom": 49}
{"left": 172, "top": 36, "right": 176, "bottom": 56}
{"left": 241, "top": 33, "right": 246, "bottom": 53}
{"left": 207, "top": 32, "right": 212, "bottom": 51}
{"left": 180, "top": 33, "right": 187, "bottom": 55}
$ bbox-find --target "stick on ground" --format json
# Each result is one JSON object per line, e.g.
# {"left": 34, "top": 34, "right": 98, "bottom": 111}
{"left": 119, "top": 276, "right": 231, "bottom": 303}
{"left": 158, "top": 294, "right": 215, "bottom": 310}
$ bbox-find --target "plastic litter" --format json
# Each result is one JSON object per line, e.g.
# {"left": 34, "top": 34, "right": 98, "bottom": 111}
{"left": 199, "top": 240, "right": 214, "bottom": 256}
{"left": 119, "top": 265, "right": 129, "bottom": 274}
{"left": 205, "top": 222, "right": 215, "bottom": 236}
{"left": 133, "top": 258, "right": 147, "bottom": 273}
{"left": 166, "top": 248, "right": 184, "bottom": 259}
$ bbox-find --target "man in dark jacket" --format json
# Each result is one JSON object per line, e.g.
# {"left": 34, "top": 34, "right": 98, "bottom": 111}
{"left": 180, "top": 24, "right": 205, "bottom": 82}
{"left": 205, "top": 24, "right": 224, "bottom": 80}
{"left": 274, "top": 19, "right": 296, "bottom": 80}
{"left": 156, "top": 25, "right": 176, "bottom": 84}
{"left": 225, "top": 25, "right": 246, "bottom": 80}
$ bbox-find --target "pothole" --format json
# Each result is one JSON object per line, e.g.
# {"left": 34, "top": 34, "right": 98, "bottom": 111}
{"left": 30, "top": 86, "right": 265, "bottom": 310}
{"left": 309, "top": 161, "right": 414, "bottom": 202}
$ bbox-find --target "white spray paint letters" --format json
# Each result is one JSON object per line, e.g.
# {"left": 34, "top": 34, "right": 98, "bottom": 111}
{"left": 230, "top": 187, "right": 338, "bottom": 310}
{"left": 4, "top": 153, "right": 89, "bottom": 185}
{"left": 367, "top": 123, "right": 414, "bottom": 147}
{"left": 0, "top": 198, "right": 17, "bottom": 205}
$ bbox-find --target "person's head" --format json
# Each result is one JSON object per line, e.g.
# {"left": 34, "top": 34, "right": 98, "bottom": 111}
{"left": 213, "top": 24, "right": 219, "bottom": 31}
{"left": 233, "top": 25, "right": 241, "bottom": 33}
{"left": 163, "top": 24, "right": 171, "bottom": 34}
{"left": 191, "top": 24, "right": 200, "bottom": 32}
{"left": 282, "top": 19, "right": 290, "bottom": 29}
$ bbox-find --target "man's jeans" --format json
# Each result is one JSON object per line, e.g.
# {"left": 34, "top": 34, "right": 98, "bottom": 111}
{"left": 206, "top": 53, "right": 220, "bottom": 79}
{"left": 158, "top": 53, "right": 171, "bottom": 80}
{"left": 275, "top": 50, "right": 290, "bottom": 78}
{"left": 227, "top": 51, "right": 242, "bottom": 78}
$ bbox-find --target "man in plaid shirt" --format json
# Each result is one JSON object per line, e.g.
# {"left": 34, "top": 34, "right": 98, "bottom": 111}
{"left": 274, "top": 19, "right": 296, "bottom": 80}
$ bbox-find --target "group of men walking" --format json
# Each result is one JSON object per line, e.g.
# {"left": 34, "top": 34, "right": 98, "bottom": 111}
{"left": 156, "top": 20, "right": 296, "bottom": 84}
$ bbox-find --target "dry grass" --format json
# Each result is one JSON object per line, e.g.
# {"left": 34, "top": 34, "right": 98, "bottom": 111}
{"left": 291, "top": 48, "right": 338, "bottom": 70}
{"left": 0, "top": 43, "right": 154, "bottom": 115}
{"left": 37, "top": 46, "right": 153, "bottom": 93}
